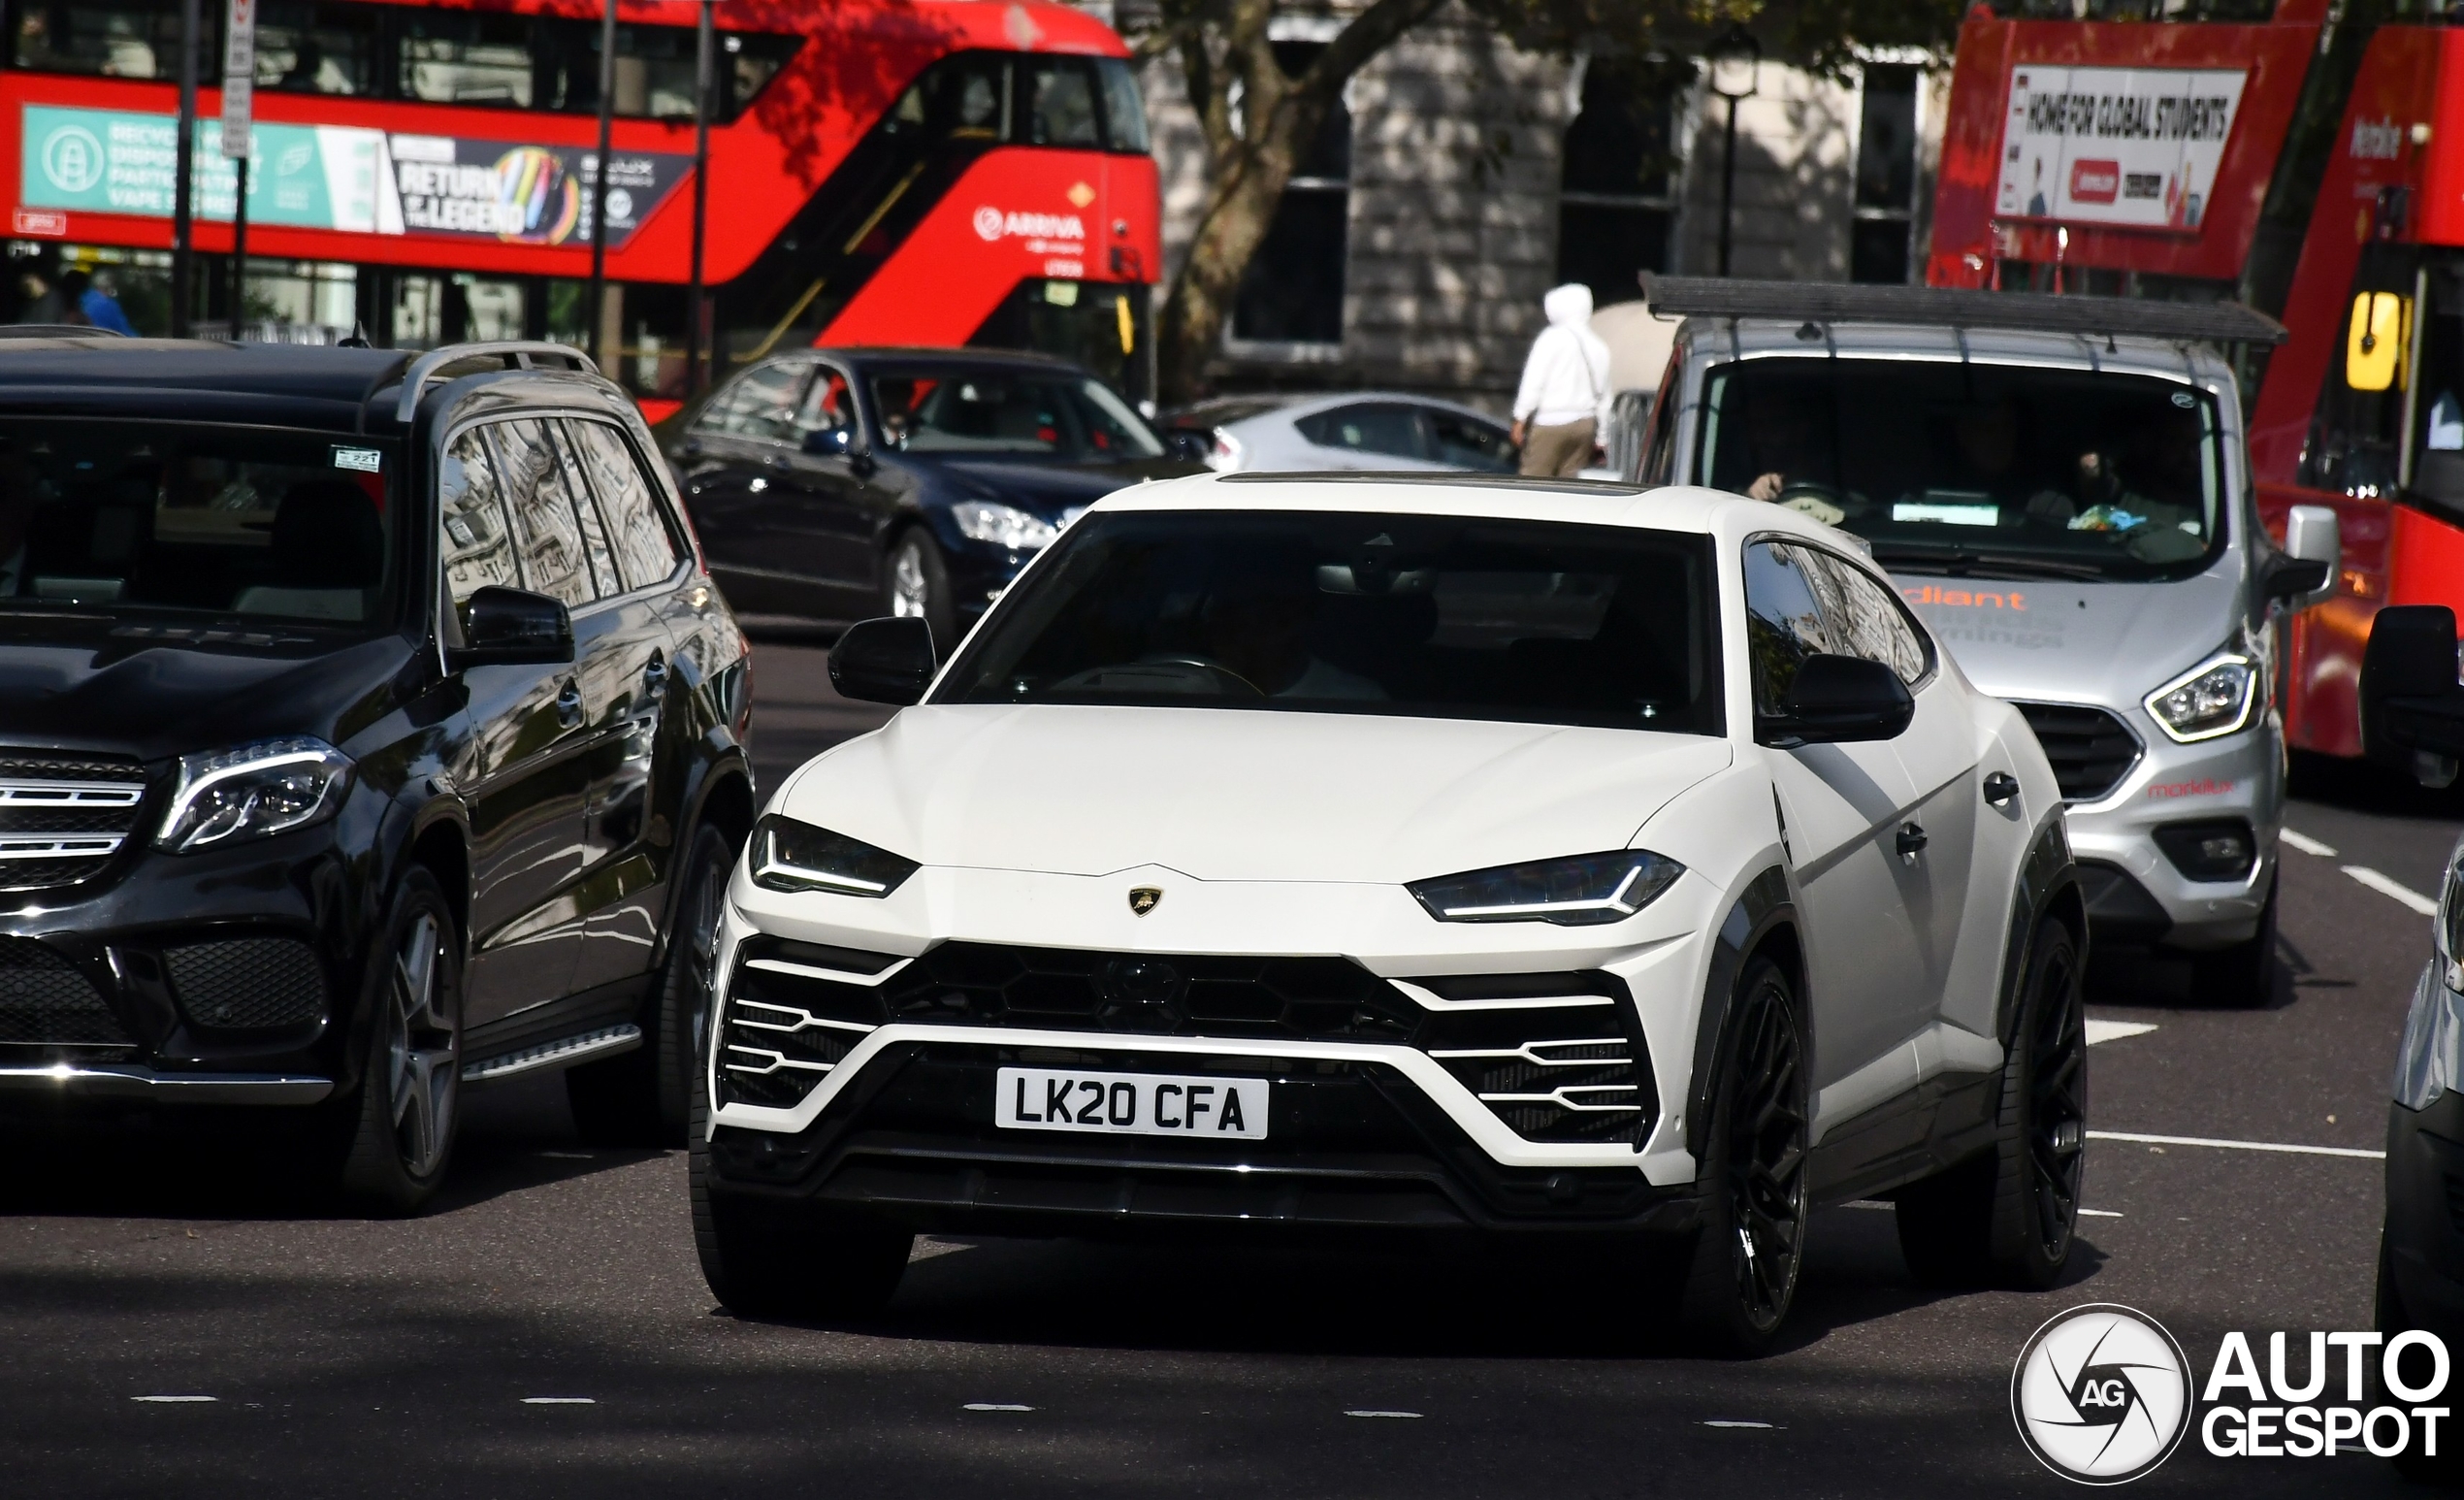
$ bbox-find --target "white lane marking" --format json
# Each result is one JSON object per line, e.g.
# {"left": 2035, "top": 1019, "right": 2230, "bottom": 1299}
{"left": 521, "top": 1397, "right": 596, "bottom": 1405}
{"left": 2090, "top": 1128, "right": 2383, "bottom": 1160}
{"left": 1345, "top": 1410, "right": 1423, "bottom": 1418}
{"left": 964, "top": 1403, "right": 1034, "bottom": 1413}
{"left": 2344, "top": 865, "right": 2441, "bottom": 916}
{"left": 2086, "top": 1020, "right": 2157, "bottom": 1046}
{"left": 2280, "top": 829, "right": 2339, "bottom": 858}
{"left": 1702, "top": 1420, "right": 1777, "bottom": 1429}
{"left": 1850, "top": 1198, "right": 2121, "bottom": 1218}
{"left": 2079, "top": 1208, "right": 2124, "bottom": 1219}
{"left": 132, "top": 1395, "right": 216, "bottom": 1403}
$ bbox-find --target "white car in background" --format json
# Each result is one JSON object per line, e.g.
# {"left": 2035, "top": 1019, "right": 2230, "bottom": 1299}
{"left": 1162, "top": 392, "right": 1518, "bottom": 473}
{"left": 691, "top": 473, "right": 2086, "bottom": 1354}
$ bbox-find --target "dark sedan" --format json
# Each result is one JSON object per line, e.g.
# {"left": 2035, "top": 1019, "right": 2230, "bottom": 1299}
{"left": 664, "top": 348, "right": 1202, "bottom": 647}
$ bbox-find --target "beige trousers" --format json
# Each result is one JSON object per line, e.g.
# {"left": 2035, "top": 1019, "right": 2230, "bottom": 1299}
{"left": 1519, "top": 418, "right": 1597, "bottom": 477}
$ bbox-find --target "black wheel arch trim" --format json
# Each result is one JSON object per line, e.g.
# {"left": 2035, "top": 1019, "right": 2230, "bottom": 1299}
{"left": 1997, "top": 811, "right": 2085, "bottom": 1050}
{"left": 1686, "top": 864, "right": 1798, "bottom": 1154}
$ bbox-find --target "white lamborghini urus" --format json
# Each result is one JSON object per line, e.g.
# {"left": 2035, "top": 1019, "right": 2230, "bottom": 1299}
{"left": 693, "top": 473, "right": 2086, "bottom": 1353}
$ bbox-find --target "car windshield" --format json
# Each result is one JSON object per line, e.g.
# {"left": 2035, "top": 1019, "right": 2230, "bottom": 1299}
{"left": 869, "top": 370, "right": 1165, "bottom": 461}
{"left": 0, "top": 419, "right": 398, "bottom": 625}
{"left": 935, "top": 508, "right": 1721, "bottom": 734}
{"left": 1700, "top": 357, "right": 2225, "bottom": 582}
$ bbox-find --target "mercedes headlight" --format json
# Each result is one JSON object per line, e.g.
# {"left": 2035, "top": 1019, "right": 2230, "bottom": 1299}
{"left": 951, "top": 500, "right": 1058, "bottom": 551}
{"left": 156, "top": 737, "right": 352, "bottom": 853}
{"left": 1408, "top": 850, "right": 1684, "bottom": 926}
{"left": 749, "top": 814, "right": 919, "bottom": 897}
{"left": 2144, "top": 652, "right": 2257, "bottom": 742}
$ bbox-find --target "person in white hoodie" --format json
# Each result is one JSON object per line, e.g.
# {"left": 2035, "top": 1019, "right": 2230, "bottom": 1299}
{"left": 1509, "top": 283, "right": 1612, "bottom": 477}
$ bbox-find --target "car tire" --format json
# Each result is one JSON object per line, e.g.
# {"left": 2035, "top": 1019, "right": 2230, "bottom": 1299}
{"left": 688, "top": 1036, "right": 914, "bottom": 1321}
{"left": 567, "top": 823, "right": 737, "bottom": 1147}
{"left": 1897, "top": 914, "right": 2086, "bottom": 1289}
{"left": 883, "top": 527, "right": 956, "bottom": 655}
{"left": 2190, "top": 868, "right": 2278, "bottom": 1009}
{"left": 1670, "top": 954, "right": 1811, "bottom": 1357}
{"left": 331, "top": 866, "right": 463, "bottom": 1215}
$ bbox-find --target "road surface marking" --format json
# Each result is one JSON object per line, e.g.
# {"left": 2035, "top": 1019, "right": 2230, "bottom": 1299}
{"left": 1849, "top": 1198, "right": 2120, "bottom": 1217}
{"left": 1345, "top": 1410, "right": 1423, "bottom": 1418}
{"left": 2344, "top": 865, "right": 2440, "bottom": 916}
{"left": 964, "top": 1403, "right": 1034, "bottom": 1413}
{"left": 521, "top": 1397, "right": 595, "bottom": 1405}
{"left": 1702, "top": 1420, "right": 1776, "bottom": 1429}
{"left": 2280, "top": 829, "right": 2338, "bottom": 858}
{"left": 132, "top": 1395, "right": 216, "bottom": 1403}
{"left": 2079, "top": 1208, "right": 2124, "bottom": 1218}
{"left": 2090, "top": 1129, "right": 2383, "bottom": 1160}
{"left": 2086, "top": 1020, "right": 2157, "bottom": 1046}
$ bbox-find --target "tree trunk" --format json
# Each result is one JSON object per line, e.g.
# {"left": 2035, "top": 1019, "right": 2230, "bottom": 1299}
{"left": 1157, "top": 149, "right": 1299, "bottom": 405}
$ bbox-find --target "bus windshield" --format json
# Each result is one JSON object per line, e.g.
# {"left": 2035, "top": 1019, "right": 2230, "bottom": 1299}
{"left": 1700, "top": 358, "right": 2224, "bottom": 582}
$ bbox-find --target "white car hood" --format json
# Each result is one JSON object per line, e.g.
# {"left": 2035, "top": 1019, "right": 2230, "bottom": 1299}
{"left": 778, "top": 704, "right": 1733, "bottom": 885}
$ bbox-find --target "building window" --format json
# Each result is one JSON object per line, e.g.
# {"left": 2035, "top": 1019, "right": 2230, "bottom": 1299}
{"left": 1556, "top": 57, "right": 1687, "bottom": 308}
{"left": 1231, "top": 42, "right": 1348, "bottom": 346}
{"left": 1851, "top": 63, "right": 1920, "bottom": 284}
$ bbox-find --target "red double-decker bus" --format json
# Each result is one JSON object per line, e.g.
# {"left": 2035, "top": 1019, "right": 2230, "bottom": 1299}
{"left": 1928, "top": 0, "right": 2464, "bottom": 759}
{"left": 0, "top": 0, "right": 1162, "bottom": 415}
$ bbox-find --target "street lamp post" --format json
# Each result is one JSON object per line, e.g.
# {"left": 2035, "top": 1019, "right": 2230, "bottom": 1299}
{"left": 586, "top": 0, "right": 617, "bottom": 367}
{"left": 170, "top": 0, "right": 200, "bottom": 334}
{"left": 685, "top": 0, "right": 714, "bottom": 396}
{"left": 1707, "top": 25, "right": 1760, "bottom": 278}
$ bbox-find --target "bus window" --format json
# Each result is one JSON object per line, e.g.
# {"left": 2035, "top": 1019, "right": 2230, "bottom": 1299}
{"left": 400, "top": 10, "right": 532, "bottom": 108}
{"left": 723, "top": 32, "right": 798, "bottom": 118}
{"left": 2303, "top": 249, "right": 2420, "bottom": 501}
{"left": 1096, "top": 58, "right": 1150, "bottom": 153}
{"left": 1021, "top": 58, "right": 1100, "bottom": 147}
{"left": 13, "top": 0, "right": 208, "bottom": 78}
{"left": 533, "top": 18, "right": 697, "bottom": 119}
{"left": 254, "top": 0, "right": 378, "bottom": 96}
{"left": 2411, "top": 261, "right": 2464, "bottom": 516}
{"left": 892, "top": 52, "right": 1011, "bottom": 142}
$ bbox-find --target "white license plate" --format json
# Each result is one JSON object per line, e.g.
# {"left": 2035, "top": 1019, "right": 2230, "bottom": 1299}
{"left": 994, "top": 1066, "right": 1269, "bottom": 1140}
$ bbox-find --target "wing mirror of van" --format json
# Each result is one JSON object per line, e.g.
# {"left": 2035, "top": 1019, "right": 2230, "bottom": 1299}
{"left": 2266, "top": 504, "right": 2341, "bottom": 609}
{"left": 829, "top": 616, "right": 937, "bottom": 705}
{"left": 453, "top": 586, "right": 574, "bottom": 668}
{"left": 1758, "top": 653, "right": 1914, "bottom": 747}
{"left": 2360, "top": 603, "right": 2464, "bottom": 786}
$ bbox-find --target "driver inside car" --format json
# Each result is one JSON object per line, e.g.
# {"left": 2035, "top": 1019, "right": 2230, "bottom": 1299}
{"left": 1739, "top": 398, "right": 1855, "bottom": 524}
{"left": 1195, "top": 556, "right": 1385, "bottom": 701}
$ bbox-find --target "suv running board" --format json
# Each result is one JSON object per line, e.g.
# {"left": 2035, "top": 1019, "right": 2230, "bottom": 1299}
{"left": 463, "top": 1025, "right": 643, "bottom": 1085}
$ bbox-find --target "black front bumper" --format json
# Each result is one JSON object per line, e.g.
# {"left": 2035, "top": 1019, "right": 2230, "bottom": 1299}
{"left": 2387, "top": 1090, "right": 2464, "bottom": 1336}
{"left": 707, "top": 1039, "right": 1698, "bottom": 1239}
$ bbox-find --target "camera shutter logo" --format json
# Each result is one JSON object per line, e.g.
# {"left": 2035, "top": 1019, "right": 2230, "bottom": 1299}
{"left": 2012, "top": 1304, "right": 2194, "bottom": 1484}
{"left": 42, "top": 125, "right": 107, "bottom": 196}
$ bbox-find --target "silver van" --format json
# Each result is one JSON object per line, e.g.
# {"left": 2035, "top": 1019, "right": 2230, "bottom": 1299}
{"left": 1627, "top": 277, "right": 2341, "bottom": 1003}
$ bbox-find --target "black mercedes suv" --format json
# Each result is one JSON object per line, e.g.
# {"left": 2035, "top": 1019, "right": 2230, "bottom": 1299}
{"left": 0, "top": 335, "right": 755, "bottom": 1211}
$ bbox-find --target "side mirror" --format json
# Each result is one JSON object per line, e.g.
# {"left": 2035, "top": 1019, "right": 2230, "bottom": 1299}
{"left": 2268, "top": 504, "right": 2341, "bottom": 608}
{"left": 802, "top": 426, "right": 855, "bottom": 457}
{"left": 829, "top": 615, "right": 936, "bottom": 705}
{"left": 452, "top": 585, "right": 574, "bottom": 668}
{"left": 1163, "top": 431, "right": 1210, "bottom": 464}
{"left": 1758, "top": 653, "right": 1914, "bottom": 747}
{"left": 2360, "top": 603, "right": 2464, "bottom": 785}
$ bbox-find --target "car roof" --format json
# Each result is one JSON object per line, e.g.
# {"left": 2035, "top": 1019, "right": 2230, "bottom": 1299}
{"left": 1088, "top": 471, "right": 1845, "bottom": 550}
{"left": 1676, "top": 317, "right": 2238, "bottom": 383}
{"left": 813, "top": 345, "right": 1092, "bottom": 375}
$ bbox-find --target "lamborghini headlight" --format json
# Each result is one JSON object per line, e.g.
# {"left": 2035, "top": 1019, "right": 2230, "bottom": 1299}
{"left": 748, "top": 814, "right": 920, "bottom": 897}
{"left": 1408, "top": 849, "right": 1684, "bottom": 926}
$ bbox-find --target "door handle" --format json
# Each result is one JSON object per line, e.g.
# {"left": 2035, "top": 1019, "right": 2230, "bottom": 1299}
{"left": 555, "top": 679, "right": 583, "bottom": 728}
{"left": 763, "top": 452, "right": 791, "bottom": 470}
{"left": 643, "top": 653, "right": 668, "bottom": 690}
{"left": 1897, "top": 823, "right": 1929, "bottom": 861}
{"left": 1983, "top": 771, "right": 2020, "bottom": 807}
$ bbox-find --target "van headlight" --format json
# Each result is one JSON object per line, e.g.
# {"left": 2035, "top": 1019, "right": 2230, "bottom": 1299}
{"left": 749, "top": 815, "right": 920, "bottom": 897}
{"left": 1408, "top": 850, "right": 1683, "bottom": 926}
{"left": 950, "top": 501, "right": 1058, "bottom": 551}
{"left": 156, "top": 737, "right": 352, "bottom": 852}
{"left": 2144, "top": 652, "right": 2257, "bottom": 742}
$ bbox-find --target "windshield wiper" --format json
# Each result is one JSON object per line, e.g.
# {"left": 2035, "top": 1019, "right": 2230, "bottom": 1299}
{"left": 1867, "top": 543, "right": 2117, "bottom": 582}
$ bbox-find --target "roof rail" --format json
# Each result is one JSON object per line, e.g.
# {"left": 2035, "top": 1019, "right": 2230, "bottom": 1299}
{"left": 0, "top": 324, "right": 129, "bottom": 339}
{"left": 392, "top": 340, "right": 600, "bottom": 424}
{"left": 1638, "top": 274, "right": 2287, "bottom": 346}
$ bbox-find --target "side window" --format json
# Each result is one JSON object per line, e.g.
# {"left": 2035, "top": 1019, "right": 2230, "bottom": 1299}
{"left": 792, "top": 369, "right": 858, "bottom": 446}
{"left": 708, "top": 363, "right": 806, "bottom": 441}
{"left": 1640, "top": 356, "right": 1682, "bottom": 485}
{"left": 1296, "top": 403, "right": 1429, "bottom": 460}
{"left": 547, "top": 424, "right": 622, "bottom": 599}
{"left": 1021, "top": 57, "right": 1099, "bottom": 147}
{"left": 1799, "top": 548, "right": 1929, "bottom": 686}
{"left": 487, "top": 419, "right": 597, "bottom": 607}
{"left": 1741, "top": 540, "right": 1836, "bottom": 716}
{"left": 1428, "top": 410, "right": 1516, "bottom": 473}
{"left": 439, "top": 427, "right": 517, "bottom": 621}
{"left": 567, "top": 419, "right": 684, "bottom": 590}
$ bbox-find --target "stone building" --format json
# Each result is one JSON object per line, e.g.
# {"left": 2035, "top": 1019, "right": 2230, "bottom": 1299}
{"left": 1091, "top": 3, "right": 1946, "bottom": 410}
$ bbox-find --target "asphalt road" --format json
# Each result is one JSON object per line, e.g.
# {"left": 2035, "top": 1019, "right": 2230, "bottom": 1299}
{"left": 5, "top": 637, "right": 2460, "bottom": 1497}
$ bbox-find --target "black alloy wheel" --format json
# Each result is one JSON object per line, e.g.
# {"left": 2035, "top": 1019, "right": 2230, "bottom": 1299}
{"left": 1898, "top": 914, "right": 2086, "bottom": 1288}
{"left": 333, "top": 866, "right": 463, "bottom": 1214}
{"left": 569, "top": 823, "right": 736, "bottom": 1147}
{"left": 1673, "top": 955, "right": 1810, "bottom": 1355}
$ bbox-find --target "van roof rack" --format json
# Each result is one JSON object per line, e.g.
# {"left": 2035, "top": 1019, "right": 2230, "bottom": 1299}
{"left": 390, "top": 340, "right": 600, "bottom": 424}
{"left": 1638, "top": 275, "right": 2288, "bottom": 346}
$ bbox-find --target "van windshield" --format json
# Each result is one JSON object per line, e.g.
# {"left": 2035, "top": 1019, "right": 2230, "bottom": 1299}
{"left": 0, "top": 420, "right": 398, "bottom": 625}
{"left": 1699, "top": 358, "right": 2224, "bottom": 582}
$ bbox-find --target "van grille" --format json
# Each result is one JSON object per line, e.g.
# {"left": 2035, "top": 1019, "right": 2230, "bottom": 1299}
{"left": 2012, "top": 702, "right": 2142, "bottom": 803}
{"left": 0, "top": 751, "right": 149, "bottom": 891}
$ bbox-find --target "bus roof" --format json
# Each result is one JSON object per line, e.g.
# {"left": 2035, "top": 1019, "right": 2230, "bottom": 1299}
{"left": 1640, "top": 276, "right": 2287, "bottom": 346}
